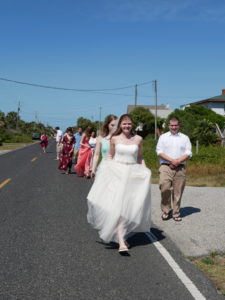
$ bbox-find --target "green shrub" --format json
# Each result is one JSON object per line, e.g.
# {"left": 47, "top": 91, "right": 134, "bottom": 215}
{"left": 166, "top": 106, "right": 225, "bottom": 145}
{"left": 4, "top": 134, "right": 32, "bottom": 143}
{"left": 130, "top": 107, "right": 161, "bottom": 138}
{"left": 201, "top": 257, "right": 214, "bottom": 265}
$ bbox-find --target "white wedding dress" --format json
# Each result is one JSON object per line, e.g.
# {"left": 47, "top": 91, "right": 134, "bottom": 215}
{"left": 87, "top": 143, "right": 151, "bottom": 243}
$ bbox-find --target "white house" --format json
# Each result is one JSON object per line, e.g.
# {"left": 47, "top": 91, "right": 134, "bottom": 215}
{"left": 127, "top": 104, "right": 173, "bottom": 118}
{"left": 180, "top": 89, "right": 225, "bottom": 116}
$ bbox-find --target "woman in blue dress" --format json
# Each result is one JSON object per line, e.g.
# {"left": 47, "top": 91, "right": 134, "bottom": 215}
{"left": 90, "top": 115, "right": 118, "bottom": 177}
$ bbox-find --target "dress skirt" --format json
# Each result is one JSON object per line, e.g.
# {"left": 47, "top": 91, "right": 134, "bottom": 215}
{"left": 87, "top": 159, "right": 151, "bottom": 243}
{"left": 75, "top": 147, "right": 92, "bottom": 176}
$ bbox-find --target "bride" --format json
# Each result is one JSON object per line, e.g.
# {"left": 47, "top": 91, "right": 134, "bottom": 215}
{"left": 87, "top": 114, "right": 151, "bottom": 254}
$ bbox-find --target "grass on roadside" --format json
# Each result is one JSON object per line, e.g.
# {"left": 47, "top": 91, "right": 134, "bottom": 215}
{"left": 188, "top": 252, "right": 225, "bottom": 296}
{"left": 0, "top": 142, "right": 36, "bottom": 151}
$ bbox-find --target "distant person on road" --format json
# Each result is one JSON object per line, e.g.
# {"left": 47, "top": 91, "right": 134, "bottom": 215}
{"left": 40, "top": 133, "right": 48, "bottom": 153}
{"left": 90, "top": 115, "right": 118, "bottom": 177}
{"left": 73, "top": 127, "right": 83, "bottom": 164}
{"left": 55, "top": 126, "right": 63, "bottom": 160}
{"left": 58, "top": 127, "right": 75, "bottom": 174}
{"left": 156, "top": 116, "right": 192, "bottom": 222}
{"left": 75, "top": 126, "right": 93, "bottom": 178}
{"left": 87, "top": 114, "right": 151, "bottom": 255}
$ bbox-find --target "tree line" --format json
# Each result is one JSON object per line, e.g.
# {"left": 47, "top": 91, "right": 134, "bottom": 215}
{"left": 1, "top": 105, "right": 224, "bottom": 146}
{"left": 77, "top": 105, "right": 225, "bottom": 146}
{"left": 0, "top": 111, "right": 54, "bottom": 144}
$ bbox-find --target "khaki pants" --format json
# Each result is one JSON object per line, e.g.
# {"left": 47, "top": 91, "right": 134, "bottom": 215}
{"left": 159, "top": 164, "right": 186, "bottom": 217}
{"left": 56, "top": 142, "right": 63, "bottom": 159}
{"left": 73, "top": 149, "right": 79, "bottom": 164}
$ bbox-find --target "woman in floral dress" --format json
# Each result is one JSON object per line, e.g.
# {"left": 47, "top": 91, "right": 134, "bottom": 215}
{"left": 58, "top": 127, "right": 75, "bottom": 174}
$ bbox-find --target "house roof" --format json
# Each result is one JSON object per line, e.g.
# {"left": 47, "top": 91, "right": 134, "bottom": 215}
{"left": 127, "top": 104, "right": 170, "bottom": 113}
{"left": 183, "top": 94, "right": 225, "bottom": 106}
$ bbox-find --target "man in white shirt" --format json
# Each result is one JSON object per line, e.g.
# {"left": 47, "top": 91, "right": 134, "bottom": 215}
{"left": 156, "top": 117, "right": 192, "bottom": 221}
{"left": 55, "top": 126, "right": 63, "bottom": 160}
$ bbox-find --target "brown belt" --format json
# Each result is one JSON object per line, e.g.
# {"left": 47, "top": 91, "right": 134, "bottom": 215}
{"left": 161, "top": 163, "right": 185, "bottom": 169}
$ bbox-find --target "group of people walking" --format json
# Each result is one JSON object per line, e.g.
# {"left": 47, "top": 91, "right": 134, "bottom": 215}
{"left": 55, "top": 114, "right": 192, "bottom": 255}
{"left": 56, "top": 126, "right": 97, "bottom": 177}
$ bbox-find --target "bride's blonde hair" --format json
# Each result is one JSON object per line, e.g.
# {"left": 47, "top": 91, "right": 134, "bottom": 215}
{"left": 112, "top": 114, "right": 135, "bottom": 137}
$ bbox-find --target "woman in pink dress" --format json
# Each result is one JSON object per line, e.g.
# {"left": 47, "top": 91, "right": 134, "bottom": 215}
{"left": 58, "top": 127, "right": 75, "bottom": 174}
{"left": 40, "top": 133, "right": 48, "bottom": 153}
{"left": 75, "top": 126, "right": 93, "bottom": 178}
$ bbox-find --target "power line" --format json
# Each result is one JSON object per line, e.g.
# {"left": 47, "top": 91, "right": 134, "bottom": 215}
{"left": 0, "top": 77, "right": 152, "bottom": 92}
{"left": 0, "top": 77, "right": 207, "bottom": 100}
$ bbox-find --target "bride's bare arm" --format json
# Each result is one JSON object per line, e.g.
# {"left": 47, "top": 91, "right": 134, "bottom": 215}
{"left": 107, "top": 136, "right": 116, "bottom": 160}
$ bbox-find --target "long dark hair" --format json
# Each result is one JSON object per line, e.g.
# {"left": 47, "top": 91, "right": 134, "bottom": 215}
{"left": 112, "top": 114, "right": 135, "bottom": 137}
{"left": 66, "top": 127, "right": 74, "bottom": 134}
{"left": 101, "top": 114, "right": 117, "bottom": 137}
{"left": 84, "top": 126, "right": 93, "bottom": 137}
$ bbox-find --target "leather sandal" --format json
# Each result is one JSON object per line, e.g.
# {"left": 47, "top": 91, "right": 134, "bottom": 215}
{"left": 161, "top": 213, "right": 170, "bottom": 221}
{"left": 173, "top": 216, "right": 182, "bottom": 222}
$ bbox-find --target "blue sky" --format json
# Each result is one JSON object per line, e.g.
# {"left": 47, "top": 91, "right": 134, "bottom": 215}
{"left": 1, "top": 0, "right": 225, "bottom": 130}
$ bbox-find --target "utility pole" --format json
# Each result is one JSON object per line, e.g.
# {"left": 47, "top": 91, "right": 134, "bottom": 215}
{"left": 35, "top": 111, "right": 38, "bottom": 123}
{"left": 153, "top": 80, "right": 158, "bottom": 140}
{"left": 134, "top": 84, "right": 138, "bottom": 106}
{"left": 16, "top": 101, "right": 21, "bottom": 130}
{"left": 99, "top": 106, "right": 102, "bottom": 132}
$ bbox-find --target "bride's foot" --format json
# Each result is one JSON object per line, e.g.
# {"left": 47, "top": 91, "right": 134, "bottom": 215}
{"left": 119, "top": 246, "right": 128, "bottom": 252}
{"left": 118, "top": 241, "right": 129, "bottom": 255}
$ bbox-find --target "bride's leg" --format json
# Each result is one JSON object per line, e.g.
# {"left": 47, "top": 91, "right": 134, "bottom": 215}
{"left": 117, "top": 219, "right": 127, "bottom": 249}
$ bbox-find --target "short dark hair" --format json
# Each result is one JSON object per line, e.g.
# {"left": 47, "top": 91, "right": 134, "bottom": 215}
{"left": 169, "top": 116, "right": 180, "bottom": 124}
{"left": 55, "top": 126, "right": 60, "bottom": 130}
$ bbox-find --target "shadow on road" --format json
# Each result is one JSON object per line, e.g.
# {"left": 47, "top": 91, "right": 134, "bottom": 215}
{"left": 150, "top": 227, "right": 166, "bottom": 242}
{"left": 127, "top": 232, "right": 152, "bottom": 249}
{"left": 180, "top": 206, "right": 201, "bottom": 218}
{"left": 96, "top": 227, "right": 167, "bottom": 251}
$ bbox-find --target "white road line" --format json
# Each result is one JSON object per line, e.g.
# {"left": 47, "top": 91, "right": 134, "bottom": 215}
{"left": 145, "top": 232, "right": 206, "bottom": 300}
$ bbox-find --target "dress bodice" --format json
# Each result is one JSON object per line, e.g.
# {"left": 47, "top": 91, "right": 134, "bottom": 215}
{"left": 114, "top": 144, "right": 138, "bottom": 164}
{"left": 89, "top": 137, "right": 97, "bottom": 148}
{"left": 101, "top": 137, "right": 110, "bottom": 160}
{"left": 64, "top": 135, "right": 75, "bottom": 145}
{"left": 80, "top": 136, "right": 90, "bottom": 149}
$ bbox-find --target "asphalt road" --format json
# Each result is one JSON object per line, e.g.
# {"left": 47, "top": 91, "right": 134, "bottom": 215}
{"left": 0, "top": 141, "right": 223, "bottom": 300}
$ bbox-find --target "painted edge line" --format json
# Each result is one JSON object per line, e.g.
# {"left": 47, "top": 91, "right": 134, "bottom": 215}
{"left": 0, "top": 178, "right": 11, "bottom": 189}
{"left": 145, "top": 232, "right": 206, "bottom": 300}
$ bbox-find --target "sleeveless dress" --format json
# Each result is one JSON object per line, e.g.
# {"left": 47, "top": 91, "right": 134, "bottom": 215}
{"left": 40, "top": 135, "right": 48, "bottom": 148}
{"left": 75, "top": 136, "right": 91, "bottom": 176}
{"left": 87, "top": 143, "right": 151, "bottom": 243}
{"left": 101, "top": 137, "right": 110, "bottom": 159}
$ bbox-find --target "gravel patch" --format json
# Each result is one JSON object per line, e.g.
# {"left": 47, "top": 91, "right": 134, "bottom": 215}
{"left": 152, "top": 184, "right": 225, "bottom": 257}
